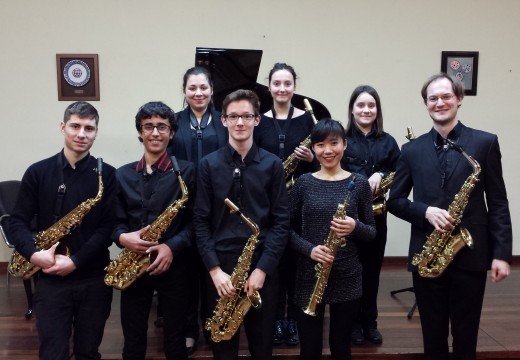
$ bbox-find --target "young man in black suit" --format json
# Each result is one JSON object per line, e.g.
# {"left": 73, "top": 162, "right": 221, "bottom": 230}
{"left": 387, "top": 73, "right": 512, "bottom": 360}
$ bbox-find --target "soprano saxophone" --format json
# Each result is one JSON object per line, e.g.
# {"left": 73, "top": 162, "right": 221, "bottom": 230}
{"left": 411, "top": 139, "right": 480, "bottom": 278}
{"left": 104, "top": 157, "right": 188, "bottom": 290}
{"left": 8, "top": 158, "right": 104, "bottom": 280}
{"left": 283, "top": 99, "right": 318, "bottom": 189}
{"left": 205, "top": 198, "right": 261, "bottom": 342}
{"left": 303, "top": 177, "right": 356, "bottom": 316}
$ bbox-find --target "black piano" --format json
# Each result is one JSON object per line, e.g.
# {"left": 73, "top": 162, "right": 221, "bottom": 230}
{"left": 195, "top": 47, "right": 331, "bottom": 120}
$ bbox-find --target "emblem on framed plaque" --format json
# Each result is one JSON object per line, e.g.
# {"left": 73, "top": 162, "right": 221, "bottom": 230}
{"left": 56, "top": 54, "right": 99, "bottom": 101}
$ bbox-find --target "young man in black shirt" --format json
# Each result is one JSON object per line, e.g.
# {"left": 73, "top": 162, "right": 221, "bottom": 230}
{"left": 10, "top": 101, "right": 116, "bottom": 360}
{"left": 111, "top": 101, "right": 196, "bottom": 360}
{"left": 194, "top": 89, "right": 290, "bottom": 360}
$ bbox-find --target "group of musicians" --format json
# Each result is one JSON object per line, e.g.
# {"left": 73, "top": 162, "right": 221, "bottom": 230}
{"left": 7, "top": 63, "right": 512, "bottom": 360}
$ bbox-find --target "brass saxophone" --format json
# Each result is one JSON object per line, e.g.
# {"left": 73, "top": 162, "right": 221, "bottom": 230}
{"left": 205, "top": 198, "right": 262, "bottom": 342}
{"left": 8, "top": 158, "right": 104, "bottom": 280}
{"left": 104, "top": 157, "right": 188, "bottom": 290}
{"left": 372, "top": 127, "right": 416, "bottom": 215}
{"left": 283, "top": 98, "right": 319, "bottom": 190}
{"left": 303, "top": 177, "right": 356, "bottom": 316}
{"left": 411, "top": 139, "right": 480, "bottom": 278}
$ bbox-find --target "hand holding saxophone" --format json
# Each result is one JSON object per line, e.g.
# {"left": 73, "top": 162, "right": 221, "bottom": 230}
{"left": 293, "top": 143, "right": 314, "bottom": 162}
{"left": 29, "top": 242, "right": 59, "bottom": 270}
{"left": 118, "top": 225, "right": 152, "bottom": 253}
{"left": 146, "top": 243, "right": 173, "bottom": 276}
{"left": 244, "top": 268, "right": 266, "bottom": 297}
{"left": 42, "top": 253, "right": 76, "bottom": 276}
{"left": 425, "top": 206, "right": 455, "bottom": 232}
{"left": 330, "top": 216, "right": 356, "bottom": 238}
{"left": 368, "top": 172, "right": 384, "bottom": 194}
{"left": 310, "top": 245, "right": 334, "bottom": 264}
{"left": 209, "top": 266, "right": 236, "bottom": 298}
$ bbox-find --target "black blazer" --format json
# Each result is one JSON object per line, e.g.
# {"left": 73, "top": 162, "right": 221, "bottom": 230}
{"left": 387, "top": 123, "right": 512, "bottom": 272}
{"left": 168, "top": 106, "right": 227, "bottom": 163}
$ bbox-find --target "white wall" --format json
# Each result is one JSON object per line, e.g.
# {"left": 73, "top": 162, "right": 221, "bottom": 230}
{"left": 1, "top": 0, "right": 518, "bottom": 261}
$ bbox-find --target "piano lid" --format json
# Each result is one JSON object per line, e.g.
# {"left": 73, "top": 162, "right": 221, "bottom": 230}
{"left": 195, "top": 47, "right": 331, "bottom": 120}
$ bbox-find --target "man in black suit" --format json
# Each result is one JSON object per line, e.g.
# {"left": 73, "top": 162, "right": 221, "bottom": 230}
{"left": 387, "top": 73, "right": 512, "bottom": 360}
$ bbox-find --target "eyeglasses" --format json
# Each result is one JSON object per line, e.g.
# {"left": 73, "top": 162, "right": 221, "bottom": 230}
{"left": 141, "top": 124, "right": 171, "bottom": 134}
{"left": 427, "top": 94, "right": 455, "bottom": 103}
{"left": 224, "top": 113, "right": 256, "bottom": 123}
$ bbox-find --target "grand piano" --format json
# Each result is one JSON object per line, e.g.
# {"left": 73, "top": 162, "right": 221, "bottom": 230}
{"left": 195, "top": 47, "right": 331, "bottom": 119}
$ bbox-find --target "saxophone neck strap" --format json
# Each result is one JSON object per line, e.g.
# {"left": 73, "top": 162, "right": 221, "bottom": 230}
{"left": 271, "top": 105, "right": 294, "bottom": 159}
{"left": 189, "top": 107, "right": 212, "bottom": 162}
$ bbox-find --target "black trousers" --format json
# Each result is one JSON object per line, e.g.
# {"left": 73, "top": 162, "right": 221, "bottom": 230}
{"left": 206, "top": 252, "right": 279, "bottom": 360}
{"left": 275, "top": 247, "right": 299, "bottom": 320}
{"left": 297, "top": 298, "right": 361, "bottom": 360}
{"left": 34, "top": 275, "right": 113, "bottom": 360}
{"left": 121, "top": 254, "right": 192, "bottom": 360}
{"left": 413, "top": 267, "right": 487, "bottom": 360}
{"left": 356, "top": 213, "right": 387, "bottom": 328}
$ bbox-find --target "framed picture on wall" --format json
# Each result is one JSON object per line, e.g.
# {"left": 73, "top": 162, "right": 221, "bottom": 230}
{"left": 441, "top": 51, "right": 479, "bottom": 96}
{"left": 56, "top": 54, "right": 100, "bottom": 101}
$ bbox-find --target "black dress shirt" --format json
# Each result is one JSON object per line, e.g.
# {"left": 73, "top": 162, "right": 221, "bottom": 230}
{"left": 341, "top": 126, "right": 400, "bottom": 178}
{"left": 112, "top": 152, "right": 196, "bottom": 254}
{"left": 9, "top": 150, "right": 116, "bottom": 280}
{"left": 194, "top": 143, "right": 290, "bottom": 275}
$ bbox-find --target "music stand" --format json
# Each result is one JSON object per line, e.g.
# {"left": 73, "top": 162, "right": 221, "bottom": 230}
{"left": 390, "top": 287, "right": 417, "bottom": 319}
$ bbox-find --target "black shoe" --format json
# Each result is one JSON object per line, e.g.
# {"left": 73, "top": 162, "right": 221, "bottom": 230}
{"left": 284, "top": 320, "right": 299, "bottom": 346}
{"left": 351, "top": 326, "right": 365, "bottom": 345}
{"left": 363, "top": 327, "right": 383, "bottom": 344}
{"left": 273, "top": 320, "right": 285, "bottom": 345}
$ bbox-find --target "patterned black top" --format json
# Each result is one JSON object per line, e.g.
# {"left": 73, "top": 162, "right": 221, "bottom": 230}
{"left": 289, "top": 173, "right": 376, "bottom": 305}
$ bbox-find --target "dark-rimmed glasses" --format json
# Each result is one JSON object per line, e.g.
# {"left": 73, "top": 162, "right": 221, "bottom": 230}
{"left": 141, "top": 124, "right": 171, "bottom": 134}
{"left": 224, "top": 113, "right": 256, "bottom": 123}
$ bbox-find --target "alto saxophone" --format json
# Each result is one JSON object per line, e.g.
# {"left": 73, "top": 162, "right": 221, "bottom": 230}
{"left": 104, "top": 157, "right": 188, "bottom": 290}
{"left": 283, "top": 98, "right": 318, "bottom": 190}
{"left": 372, "top": 127, "right": 416, "bottom": 215}
{"left": 303, "top": 177, "right": 356, "bottom": 316}
{"left": 8, "top": 158, "right": 104, "bottom": 280}
{"left": 411, "top": 139, "right": 480, "bottom": 278}
{"left": 205, "top": 198, "right": 261, "bottom": 342}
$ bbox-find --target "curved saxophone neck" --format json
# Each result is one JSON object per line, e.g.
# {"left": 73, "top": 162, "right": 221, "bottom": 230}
{"left": 94, "top": 158, "right": 104, "bottom": 201}
{"left": 171, "top": 156, "right": 189, "bottom": 202}
{"left": 446, "top": 139, "right": 481, "bottom": 176}
{"left": 224, "top": 198, "right": 260, "bottom": 237}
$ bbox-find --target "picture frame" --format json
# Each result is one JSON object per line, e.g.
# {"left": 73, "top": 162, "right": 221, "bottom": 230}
{"left": 56, "top": 54, "right": 100, "bottom": 101}
{"left": 441, "top": 51, "right": 479, "bottom": 96}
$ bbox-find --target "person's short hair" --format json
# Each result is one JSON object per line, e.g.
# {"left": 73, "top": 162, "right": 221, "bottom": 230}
{"left": 311, "top": 118, "right": 346, "bottom": 146}
{"left": 63, "top": 101, "right": 99, "bottom": 125}
{"left": 182, "top": 66, "right": 214, "bottom": 91}
{"left": 135, "top": 102, "right": 177, "bottom": 142}
{"left": 421, "top": 73, "right": 465, "bottom": 104}
{"left": 346, "top": 85, "right": 384, "bottom": 137}
{"left": 221, "top": 89, "right": 261, "bottom": 116}
{"left": 268, "top": 62, "right": 298, "bottom": 86}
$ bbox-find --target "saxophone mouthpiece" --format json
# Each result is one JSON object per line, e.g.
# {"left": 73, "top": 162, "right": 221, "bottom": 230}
{"left": 303, "top": 98, "right": 318, "bottom": 125}
{"left": 224, "top": 198, "right": 239, "bottom": 214}
{"left": 405, "top": 127, "right": 416, "bottom": 141}
{"left": 97, "top": 158, "right": 103, "bottom": 175}
{"left": 171, "top": 156, "right": 180, "bottom": 174}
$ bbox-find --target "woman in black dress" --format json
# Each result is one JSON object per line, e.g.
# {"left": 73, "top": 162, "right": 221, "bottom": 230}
{"left": 290, "top": 119, "right": 375, "bottom": 360}
{"left": 254, "top": 62, "right": 316, "bottom": 345}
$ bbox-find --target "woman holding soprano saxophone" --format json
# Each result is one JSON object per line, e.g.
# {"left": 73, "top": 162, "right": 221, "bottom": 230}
{"left": 290, "top": 119, "right": 375, "bottom": 360}
{"left": 341, "top": 85, "right": 400, "bottom": 345}
{"left": 254, "top": 62, "right": 317, "bottom": 346}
